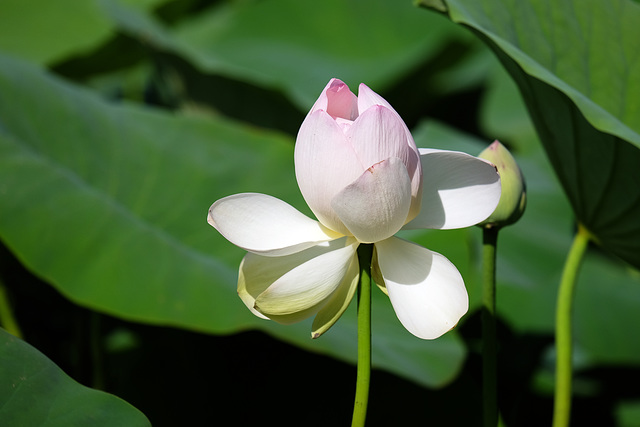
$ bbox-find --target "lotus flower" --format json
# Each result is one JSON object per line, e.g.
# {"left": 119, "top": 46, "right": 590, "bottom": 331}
{"left": 208, "top": 78, "right": 501, "bottom": 339}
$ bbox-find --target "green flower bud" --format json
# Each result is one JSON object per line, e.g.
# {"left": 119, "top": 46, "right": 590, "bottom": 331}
{"left": 478, "top": 140, "right": 526, "bottom": 228}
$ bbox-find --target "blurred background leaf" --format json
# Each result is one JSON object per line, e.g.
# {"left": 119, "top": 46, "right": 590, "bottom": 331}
{"left": 0, "top": 0, "right": 113, "bottom": 65}
{"left": 0, "top": 328, "right": 150, "bottom": 426}
{"left": 166, "top": 0, "right": 463, "bottom": 108}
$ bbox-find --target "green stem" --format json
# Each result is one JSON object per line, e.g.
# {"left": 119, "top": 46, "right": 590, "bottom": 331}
{"left": 553, "top": 225, "right": 590, "bottom": 427}
{"left": 352, "top": 243, "right": 373, "bottom": 427}
{"left": 0, "top": 278, "right": 22, "bottom": 339}
{"left": 482, "top": 226, "right": 499, "bottom": 427}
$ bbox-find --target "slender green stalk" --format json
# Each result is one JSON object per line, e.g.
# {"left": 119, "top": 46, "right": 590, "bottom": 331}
{"left": 0, "top": 278, "right": 22, "bottom": 339}
{"left": 352, "top": 243, "right": 374, "bottom": 427}
{"left": 482, "top": 226, "right": 499, "bottom": 427}
{"left": 553, "top": 225, "right": 590, "bottom": 427}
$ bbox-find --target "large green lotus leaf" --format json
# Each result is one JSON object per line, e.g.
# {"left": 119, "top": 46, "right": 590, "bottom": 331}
{"left": 411, "top": 121, "right": 640, "bottom": 367}
{"left": 479, "top": 61, "right": 540, "bottom": 154}
{"left": 0, "top": 328, "right": 150, "bottom": 426}
{"left": 0, "top": 54, "right": 464, "bottom": 388}
{"left": 422, "top": 0, "right": 640, "bottom": 269}
{"left": 480, "top": 53, "right": 640, "bottom": 366}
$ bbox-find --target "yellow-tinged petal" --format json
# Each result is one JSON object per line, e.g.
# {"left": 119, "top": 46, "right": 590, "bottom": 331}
{"left": 371, "top": 247, "right": 388, "bottom": 296}
{"left": 239, "top": 237, "right": 358, "bottom": 325}
{"left": 311, "top": 254, "right": 359, "bottom": 338}
{"left": 237, "top": 253, "right": 270, "bottom": 320}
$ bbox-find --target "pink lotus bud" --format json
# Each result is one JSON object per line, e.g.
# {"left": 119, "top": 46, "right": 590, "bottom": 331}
{"left": 294, "top": 79, "right": 422, "bottom": 242}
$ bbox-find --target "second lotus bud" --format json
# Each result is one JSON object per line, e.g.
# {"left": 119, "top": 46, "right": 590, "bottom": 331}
{"left": 479, "top": 140, "right": 526, "bottom": 228}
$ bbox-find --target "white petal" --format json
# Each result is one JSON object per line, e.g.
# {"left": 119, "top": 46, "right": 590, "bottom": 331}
{"left": 375, "top": 237, "right": 468, "bottom": 339}
{"left": 347, "top": 105, "right": 412, "bottom": 169}
{"left": 246, "top": 238, "right": 358, "bottom": 324}
{"left": 295, "top": 110, "right": 363, "bottom": 235}
{"left": 208, "top": 193, "right": 340, "bottom": 257}
{"left": 404, "top": 149, "right": 501, "bottom": 230}
{"left": 332, "top": 157, "right": 412, "bottom": 243}
{"left": 356, "top": 84, "right": 418, "bottom": 158}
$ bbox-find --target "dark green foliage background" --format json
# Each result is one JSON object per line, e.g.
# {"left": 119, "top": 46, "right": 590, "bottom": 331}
{"left": 1, "top": 0, "right": 639, "bottom": 425}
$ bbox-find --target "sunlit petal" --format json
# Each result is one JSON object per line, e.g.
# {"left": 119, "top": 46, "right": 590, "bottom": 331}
{"left": 295, "top": 110, "right": 362, "bottom": 234}
{"left": 347, "top": 105, "right": 411, "bottom": 170}
{"left": 375, "top": 237, "right": 468, "bottom": 340}
{"left": 404, "top": 149, "right": 501, "bottom": 230}
{"left": 208, "top": 193, "right": 340, "bottom": 256}
{"left": 332, "top": 157, "right": 412, "bottom": 243}
{"left": 356, "top": 83, "right": 418, "bottom": 163}
{"left": 350, "top": 99, "right": 422, "bottom": 221}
